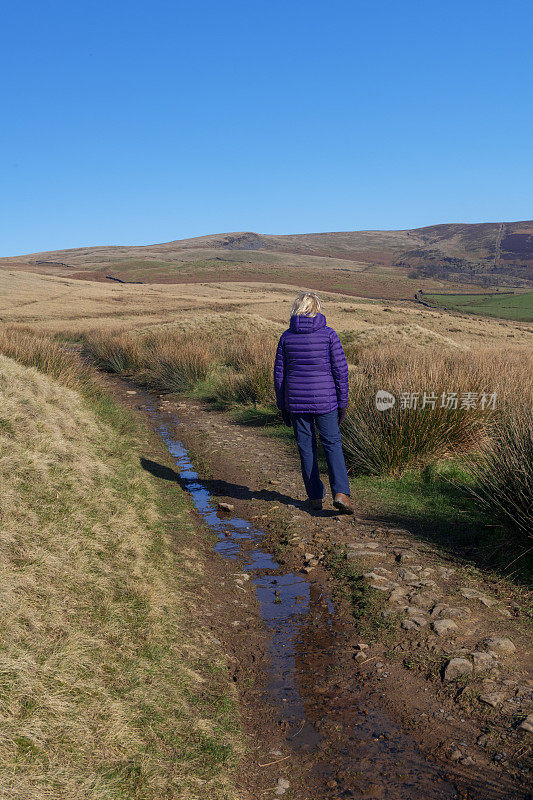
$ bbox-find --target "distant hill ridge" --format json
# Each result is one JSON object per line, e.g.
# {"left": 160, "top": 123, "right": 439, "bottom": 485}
{"left": 2, "top": 220, "right": 532, "bottom": 289}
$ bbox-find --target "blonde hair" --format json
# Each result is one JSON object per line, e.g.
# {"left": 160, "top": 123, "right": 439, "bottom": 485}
{"left": 290, "top": 291, "right": 322, "bottom": 317}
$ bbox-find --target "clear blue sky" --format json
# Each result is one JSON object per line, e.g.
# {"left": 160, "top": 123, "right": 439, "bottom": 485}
{"left": 1, "top": 0, "right": 532, "bottom": 256}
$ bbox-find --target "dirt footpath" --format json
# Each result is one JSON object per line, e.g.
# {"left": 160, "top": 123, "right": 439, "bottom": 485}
{"left": 121, "top": 383, "right": 532, "bottom": 799}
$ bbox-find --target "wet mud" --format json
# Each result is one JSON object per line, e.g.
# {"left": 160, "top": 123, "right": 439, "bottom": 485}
{"left": 154, "top": 412, "right": 467, "bottom": 799}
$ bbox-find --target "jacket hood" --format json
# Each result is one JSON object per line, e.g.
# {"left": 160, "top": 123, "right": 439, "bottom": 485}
{"left": 289, "top": 312, "right": 326, "bottom": 334}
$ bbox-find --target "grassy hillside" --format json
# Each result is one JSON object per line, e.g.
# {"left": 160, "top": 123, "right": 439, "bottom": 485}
{"left": 2, "top": 220, "right": 532, "bottom": 297}
{"left": 422, "top": 290, "right": 533, "bottom": 322}
{"left": 2, "top": 271, "right": 532, "bottom": 355}
{"left": 0, "top": 348, "right": 241, "bottom": 799}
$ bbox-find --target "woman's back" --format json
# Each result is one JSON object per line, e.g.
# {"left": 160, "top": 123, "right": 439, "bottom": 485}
{"left": 274, "top": 311, "right": 348, "bottom": 414}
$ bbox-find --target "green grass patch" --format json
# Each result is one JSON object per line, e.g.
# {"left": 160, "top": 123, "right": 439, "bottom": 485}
{"left": 349, "top": 458, "right": 531, "bottom": 581}
{"left": 228, "top": 405, "right": 295, "bottom": 443}
{"left": 423, "top": 290, "right": 533, "bottom": 321}
{"left": 106, "top": 258, "right": 180, "bottom": 273}
{"left": 323, "top": 548, "right": 396, "bottom": 640}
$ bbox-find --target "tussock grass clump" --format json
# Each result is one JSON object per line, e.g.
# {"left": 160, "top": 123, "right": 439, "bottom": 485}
{"left": 213, "top": 335, "right": 276, "bottom": 406}
{"left": 219, "top": 335, "right": 275, "bottom": 371}
{"left": 82, "top": 329, "right": 139, "bottom": 373}
{"left": 342, "top": 400, "right": 479, "bottom": 476}
{"left": 138, "top": 332, "right": 214, "bottom": 392}
{"left": 80, "top": 327, "right": 278, "bottom": 406}
{"left": 467, "top": 410, "right": 533, "bottom": 553}
{"left": 342, "top": 345, "right": 530, "bottom": 476}
{"left": 0, "top": 353, "right": 241, "bottom": 799}
{"left": 0, "top": 325, "right": 94, "bottom": 391}
{"left": 213, "top": 364, "right": 273, "bottom": 407}
{"left": 83, "top": 328, "right": 215, "bottom": 391}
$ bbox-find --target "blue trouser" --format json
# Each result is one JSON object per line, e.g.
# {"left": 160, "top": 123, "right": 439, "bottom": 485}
{"left": 291, "top": 410, "right": 350, "bottom": 499}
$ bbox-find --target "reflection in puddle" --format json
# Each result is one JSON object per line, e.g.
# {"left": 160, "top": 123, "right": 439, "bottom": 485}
{"left": 158, "top": 422, "right": 320, "bottom": 746}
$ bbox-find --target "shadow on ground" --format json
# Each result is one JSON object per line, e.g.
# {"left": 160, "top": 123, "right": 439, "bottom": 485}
{"left": 356, "top": 475, "right": 531, "bottom": 584}
{"left": 140, "top": 457, "right": 338, "bottom": 517}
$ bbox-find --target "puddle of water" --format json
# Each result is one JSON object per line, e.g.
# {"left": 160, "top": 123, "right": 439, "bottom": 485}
{"left": 159, "top": 422, "right": 321, "bottom": 748}
{"left": 153, "top": 412, "right": 501, "bottom": 799}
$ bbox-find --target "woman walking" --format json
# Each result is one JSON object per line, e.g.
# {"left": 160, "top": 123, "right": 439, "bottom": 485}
{"left": 274, "top": 292, "right": 353, "bottom": 513}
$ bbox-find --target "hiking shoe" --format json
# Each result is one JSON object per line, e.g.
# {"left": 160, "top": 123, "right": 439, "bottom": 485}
{"left": 309, "top": 498, "right": 323, "bottom": 511}
{"left": 333, "top": 493, "right": 354, "bottom": 514}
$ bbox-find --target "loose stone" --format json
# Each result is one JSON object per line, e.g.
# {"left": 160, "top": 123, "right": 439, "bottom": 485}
{"left": 409, "top": 592, "right": 440, "bottom": 609}
{"left": 405, "top": 605, "right": 427, "bottom": 617}
{"left": 402, "top": 616, "right": 427, "bottom": 630}
{"left": 418, "top": 568, "right": 434, "bottom": 578}
{"left": 460, "top": 587, "right": 496, "bottom": 607}
{"left": 372, "top": 566, "right": 393, "bottom": 576}
{"left": 432, "top": 619, "right": 458, "bottom": 636}
{"left": 371, "top": 580, "right": 399, "bottom": 591}
{"left": 398, "top": 569, "right": 419, "bottom": 582}
{"left": 518, "top": 714, "right": 533, "bottom": 733}
{"left": 471, "top": 652, "right": 497, "bottom": 672}
{"left": 431, "top": 604, "right": 471, "bottom": 620}
{"left": 364, "top": 571, "right": 399, "bottom": 590}
{"left": 347, "top": 549, "right": 385, "bottom": 560}
{"left": 436, "top": 566, "right": 455, "bottom": 579}
{"left": 275, "top": 777, "right": 290, "bottom": 795}
{"left": 393, "top": 549, "right": 416, "bottom": 562}
{"left": 389, "top": 587, "right": 407, "bottom": 603}
{"left": 479, "top": 692, "right": 505, "bottom": 707}
{"left": 444, "top": 657, "right": 473, "bottom": 681}
{"left": 497, "top": 607, "right": 512, "bottom": 618}
{"left": 484, "top": 637, "right": 516, "bottom": 655}
{"left": 349, "top": 541, "right": 381, "bottom": 550}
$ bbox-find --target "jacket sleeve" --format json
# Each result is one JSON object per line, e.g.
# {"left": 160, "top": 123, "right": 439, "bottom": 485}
{"left": 329, "top": 331, "right": 349, "bottom": 408}
{"left": 273, "top": 336, "right": 286, "bottom": 410}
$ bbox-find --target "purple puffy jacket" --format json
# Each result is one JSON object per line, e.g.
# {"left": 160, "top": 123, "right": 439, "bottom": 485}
{"left": 273, "top": 313, "right": 349, "bottom": 414}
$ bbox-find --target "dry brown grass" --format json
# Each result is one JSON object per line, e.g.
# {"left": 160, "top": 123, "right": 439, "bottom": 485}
{"left": 78, "top": 328, "right": 139, "bottom": 374}
{"left": 342, "top": 344, "right": 533, "bottom": 475}
{"left": 0, "top": 325, "right": 95, "bottom": 391}
{"left": 80, "top": 319, "right": 532, "bottom": 423}
{"left": 1, "top": 269, "right": 531, "bottom": 353}
{"left": 0, "top": 353, "right": 241, "bottom": 799}
{"left": 349, "top": 342, "right": 533, "bottom": 412}
{"left": 212, "top": 334, "right": 277, "bottom": 407}
{"left": 83, "top": 326, "right": 278, "bottom": 408}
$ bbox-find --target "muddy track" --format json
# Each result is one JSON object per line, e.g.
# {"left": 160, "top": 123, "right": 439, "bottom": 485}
{"left": 111, "top": 380, "right": 531, "bottom": 800}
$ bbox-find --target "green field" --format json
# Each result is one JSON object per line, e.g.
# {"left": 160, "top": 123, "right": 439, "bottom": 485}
{"left": 423, "top": 290, "right": 533, "bottom": 322}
